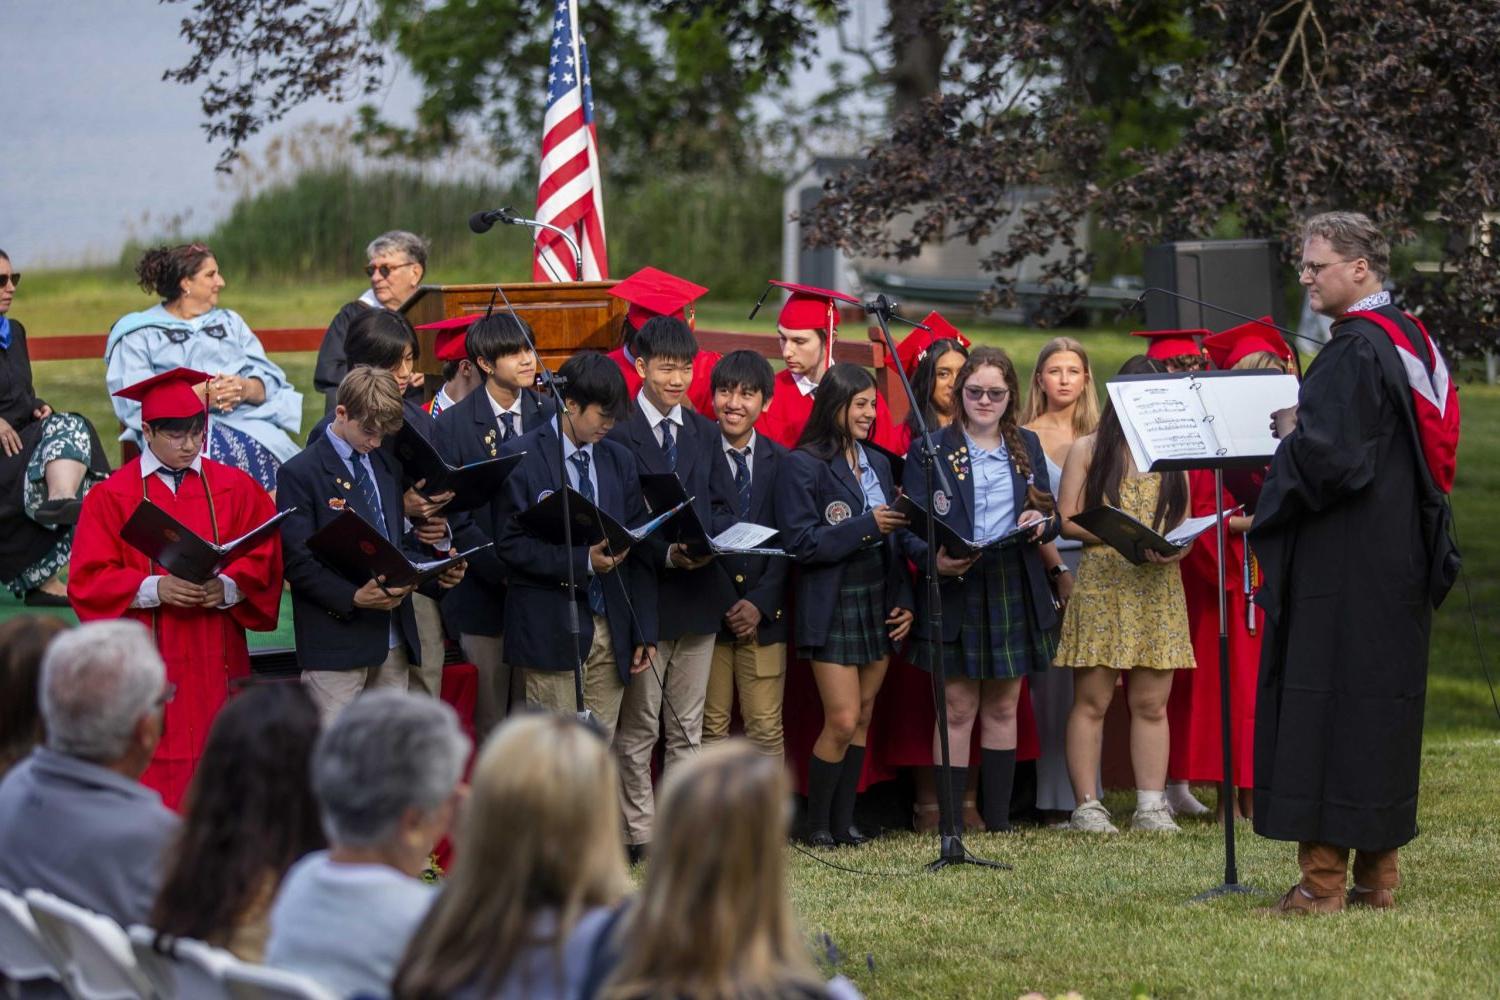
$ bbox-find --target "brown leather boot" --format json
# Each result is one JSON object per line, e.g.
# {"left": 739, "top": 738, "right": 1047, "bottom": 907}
{"left": 1347, "top": 887, "right": 1396, "bottom": 909}
{"left": 1263, "top": 884, "right": 1345, "bottom": 915}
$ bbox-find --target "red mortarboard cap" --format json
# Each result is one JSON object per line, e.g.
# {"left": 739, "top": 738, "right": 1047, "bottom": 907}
{"left": 1203, "top": 317, "right": 1293, "bottom": 370}
{"left": 1130, "top": 328, "right": 1210, "bottom": 361}
{"left": 890, "top": 311, "right": 973, "bottom": 376}
{"left": 768, "top": 280, "right": 861, "bottom": 332}
{"left": 609, "top": 267, "right": 709, "bottom": 329}
{"left": 112, "top": 367, "right": 212, "bottom": 423}
{"left": 415, "top": 314, "right": 481, "bottom": 363}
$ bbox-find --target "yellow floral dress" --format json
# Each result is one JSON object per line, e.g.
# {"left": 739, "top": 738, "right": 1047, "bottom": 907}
{"left": 1054, "top": 473, "right": 1196, "bottom": 671}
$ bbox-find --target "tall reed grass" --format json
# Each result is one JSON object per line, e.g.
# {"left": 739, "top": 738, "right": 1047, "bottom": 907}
{"left": 121, "top": 166, "right": 784, "bottom": 299}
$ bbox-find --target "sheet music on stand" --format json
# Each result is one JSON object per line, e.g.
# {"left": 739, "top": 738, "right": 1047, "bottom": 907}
{"left": 1105, "top": 370, "right": 1299, "bottom": 471}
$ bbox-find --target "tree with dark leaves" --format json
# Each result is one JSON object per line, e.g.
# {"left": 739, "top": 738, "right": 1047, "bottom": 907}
{"left": 802, "top": 0, "right": 1500, "bottom": 362}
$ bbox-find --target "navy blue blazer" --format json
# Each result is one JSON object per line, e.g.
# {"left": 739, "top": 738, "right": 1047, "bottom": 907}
{"left": 607, "top": 402, "right": 737, "bottom": 640}
{"left": 715, "top": 431, "right": 791, "bottom": 645}
{"left": 902, "top": 423, "right": 1061, "bottom": 641}
{"left": 433, "top": 386, "right": 557, "bottom": 636}
{"left": 276, "top": 434, "right": 425, "bottom": 670}
{"left": 494, "top": 421, "right": 659, "bottom": 681}
{"left": 776, "top": 444, "right": 914, "bottom": 651}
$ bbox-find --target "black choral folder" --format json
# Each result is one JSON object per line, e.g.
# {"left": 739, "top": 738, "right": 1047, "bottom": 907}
{"left": 121, "top": 500, "right": 292, "bottom": 585}
{"left": 1069, "top": 505, "right": 1227, "bottom": 565}
{"left": 892, "top": 495, "right": 1038, "bottom": 559}
{"left": 638, "top": 473, "right": 787, "bottom": 557}
{"left": 516, "top": 486, "right": 687, "bottom": 552}
{"left": 391, "top": 423, "right": 524, "bottom": 514}
{"left": 306, "top": 509, "right": 491, "bottom": 589}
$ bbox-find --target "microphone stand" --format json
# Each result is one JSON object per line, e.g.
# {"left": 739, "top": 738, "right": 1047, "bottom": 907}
{"left": 501, "top": 209, "right": 586, "bottom": 280}
{"left": 865, "top": 294, "right": 1009, "bottom": 872}
{"left": 477, "top": 262, "right": 591, "bottom": 721}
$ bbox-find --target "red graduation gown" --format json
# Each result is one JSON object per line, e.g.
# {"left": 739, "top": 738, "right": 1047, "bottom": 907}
{"left": 758, "top": 369, "right": 904, "bottom": 453}
{"left": 1167, "top": 468, "right": 1260, "bottom": 786}
{"left": 68, "top": 457, "right": 283, "bottom": 810}
{"left": 606, "top": 346, "right": 722, "bottom": 416}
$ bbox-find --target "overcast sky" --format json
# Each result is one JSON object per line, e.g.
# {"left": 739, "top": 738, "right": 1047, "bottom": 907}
{"left": 1, "top": 1, "right": 881, "bottom": 268}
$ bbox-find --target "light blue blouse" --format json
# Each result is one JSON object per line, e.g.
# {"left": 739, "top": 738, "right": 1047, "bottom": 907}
{"left": 966, "top": 433, "right": 1017, "bottom": 544}
{"left": 105, "top": 304, "right": 302, "bottom": 462}
{"left": 854, "top": 443, "right": 887, "bottom": 511}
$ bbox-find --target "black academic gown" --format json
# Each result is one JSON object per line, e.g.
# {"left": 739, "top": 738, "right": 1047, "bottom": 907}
{"left": 0, "top": 319, "right": 110, "bottom": 584}
{"left": 1250, "top": 307, "right": 1435, "bottom": 852}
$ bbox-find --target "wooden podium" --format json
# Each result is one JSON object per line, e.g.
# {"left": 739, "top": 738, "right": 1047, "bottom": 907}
{"left": 401, "top": 281, "right": 625, "bottom": 387}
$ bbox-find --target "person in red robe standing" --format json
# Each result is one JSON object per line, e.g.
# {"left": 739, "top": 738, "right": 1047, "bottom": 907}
{"left": 68, "top": 367, "right": 283, "bottom": 810}
{"left": 1167, "top": 320, "right": 1293, "bottom": 820}
{"left": 753, "top": 280, "right": 904, "bottom": 454}
{"left": 607, "top": 267, "right": 721, "bottom": 415}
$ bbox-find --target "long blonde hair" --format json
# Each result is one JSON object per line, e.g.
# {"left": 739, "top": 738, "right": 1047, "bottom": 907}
{"left": 393, "top": 714, "right": 630, "bottom": 999}
{"left": 1020, "top": 336, "right": 1101, "bottom": 437}
{"left": 601, "top": 741, "right": 822, "bottom": 1000}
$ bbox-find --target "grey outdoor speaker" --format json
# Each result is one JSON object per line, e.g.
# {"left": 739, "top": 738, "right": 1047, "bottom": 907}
{"left": 1142, "top": 239, "right": 1287, "bottom": 331}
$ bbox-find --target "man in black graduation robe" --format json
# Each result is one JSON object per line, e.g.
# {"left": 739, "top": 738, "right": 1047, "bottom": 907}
{"left": 1251, "top": 212, "right": 1455, "bottom": 913}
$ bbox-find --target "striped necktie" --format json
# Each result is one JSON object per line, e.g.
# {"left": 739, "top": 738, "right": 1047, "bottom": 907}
{"left": 729, "top": 447, "right": 751, "bottom": 519}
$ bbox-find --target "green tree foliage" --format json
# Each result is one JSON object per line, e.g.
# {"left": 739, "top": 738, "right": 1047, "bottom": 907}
{"left": 803, "top": 0, "right": 1500, "bottom": 359}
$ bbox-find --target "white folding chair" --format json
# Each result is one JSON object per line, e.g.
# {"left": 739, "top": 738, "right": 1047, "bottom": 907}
{"left": 220, "top": 963, "right": 338, "bottom": 1000}
{"left": 22, "top": 891, "right": 155, "bottom": 1000}
{"left": 0, "top": 889, "right": 65, "bottom": 997}
{"left": 126, "top": 926, "right": 235, "bottom": 1000}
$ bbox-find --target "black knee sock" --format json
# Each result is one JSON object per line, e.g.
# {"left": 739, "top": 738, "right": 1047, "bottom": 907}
{"left": 832, "top": 745, "right": 865, "bottom": 835}
{"left": 806, "top": 754, "right": 842, "bottom": 836}
{"left": 931, "top": 765, "right": 969, "bottom": 836}
{"left": 981, "top": 748, "right": 1017, "bottom": 832}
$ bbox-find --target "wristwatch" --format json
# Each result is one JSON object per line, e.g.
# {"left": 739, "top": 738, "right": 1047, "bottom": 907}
{"left": 1048, "top": 564, "right": 1070, "bottom": 581}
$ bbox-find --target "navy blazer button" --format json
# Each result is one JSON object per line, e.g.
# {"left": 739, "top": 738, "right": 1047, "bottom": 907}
{"left": 734, "top": 574, "right": 745, "bottom": 583}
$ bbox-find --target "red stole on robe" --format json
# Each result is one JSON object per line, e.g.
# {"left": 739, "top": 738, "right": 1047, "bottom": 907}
{"left": 67, "top": 457, "right": 283, "bottom": 810}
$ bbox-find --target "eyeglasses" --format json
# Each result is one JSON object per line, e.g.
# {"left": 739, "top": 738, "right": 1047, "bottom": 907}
{"left": 1299, "top": 259, "right": 1354, "bottom": 277}
{"left": 365, "top": 262, "right": 418, "bottom": 279}
{"left": 156, "top": 428, "right": 206, "bottom": 448}
{"left": 962, "top": 385, "right": 1010, "bottom": 403}
{"left": 0, "top": 273, "right": 20, "bottom": 289}
{"left": 155, "top": 682, "right": 178, "bottom": 709}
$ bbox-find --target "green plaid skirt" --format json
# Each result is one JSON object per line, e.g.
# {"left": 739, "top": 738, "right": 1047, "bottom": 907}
{"left": 799, "top": 545, "right": 890, "bottom": 666}
{"left": 912, "top": 545, "right": 1055, "bottom": 680}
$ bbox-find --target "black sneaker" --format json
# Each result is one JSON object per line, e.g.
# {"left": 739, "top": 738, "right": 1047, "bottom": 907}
{"left": 32, "top": 498, "right": 83, "bottom": 527}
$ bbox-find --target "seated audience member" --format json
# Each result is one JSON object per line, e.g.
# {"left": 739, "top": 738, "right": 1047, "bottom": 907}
{"left": 106, "top": 243, "right": 302, "bottom": 493}
{"left": 278, "top": 366, "right": 467, "bottom": 723}
{"left": 394, "top": 713, "right": 631, "bottom": 999}
{"left": 151, "top": 684, "right": 325, "bottom": 962}
{"left": 316, "top": 230, "right": 430, "bottom": 412}
{"left": 0, "top": 620, "right": 179, "bottom": 927}
{"left": 0, "top": 615, "right": 68, "bottom": 778}
{"left": 266, "top": 691, "right": 470, "bottom": 999}
{"left": 0, "top": 249, "right": 110, "bottom": 606}
{"left": 597, "top": 741, "right": 864, "bottom": 1000}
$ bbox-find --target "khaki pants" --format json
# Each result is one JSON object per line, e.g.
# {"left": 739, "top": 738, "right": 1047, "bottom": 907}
{"left": 1298, "top": 841, "right": 1401, "bottom": 896}
{"left": 614, "top": 632, "right": 715, "bottom": 845}
{"left": 703, "top": 639, "right": 786, "bottom": 759}
{"left": 303, "top": 644, "right": 410, "bottom": 725}
{"left": 460, "top": 632, "right": 516, "bottom": 740}
{"left": 408, "top": 592, "right": 447, "bottom": 697}
{"left": 523, "top": 614, "right": 625, "bottom": 741}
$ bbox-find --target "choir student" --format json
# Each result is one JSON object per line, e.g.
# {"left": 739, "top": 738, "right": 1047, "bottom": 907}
{"left": 777, "top": 363, "right": 914, "bottom": 846}
{"left": 1020, "top": 336, "right": 1101, "bottom": 820}
{"left": 69, "top": 368, "right": 283, "bottom": 808}
{"left": 702, "top": 351, "right": 792, "bottom": 760}
{"left": 903, "top": 347, "right": 1062, "bottom": 833}
{"left": 1053, "top": 356, "right": 1196, "bottom": 834}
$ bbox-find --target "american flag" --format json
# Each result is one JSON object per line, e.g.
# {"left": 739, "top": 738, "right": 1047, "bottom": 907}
{"left": 534, "top": 0, "right": 608, "bottom": 282}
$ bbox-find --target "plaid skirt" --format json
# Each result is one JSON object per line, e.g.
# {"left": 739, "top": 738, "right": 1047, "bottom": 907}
{"left": 799, "top": 545, "right": 890, "bottom": 666}
{"left": 912, "top": 545, "right": 1055, "bottom": 681}
{"left": 208, "top": 424, "right": 281, "bottom": 492}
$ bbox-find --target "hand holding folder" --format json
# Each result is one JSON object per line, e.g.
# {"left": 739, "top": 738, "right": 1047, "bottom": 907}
{"left": 516, "top": 486, "right": 689, "bottom": 553}
{"left": 638, "top": 473, "right": 788, "bottom": 558}
{"left": 391, "top": 423, "right": 525, "bottom": 514}
{"left": 892, "top": 495, "right": 1040, "bottom": 559}
{"left": 306, "top": 509, "right": 492, "bottom": 589}
{"left": 1069, "top": 505, "right": 1237, "bottom": 565}
{"left": 121, "top": 500, "right": 291, "bottom": 584}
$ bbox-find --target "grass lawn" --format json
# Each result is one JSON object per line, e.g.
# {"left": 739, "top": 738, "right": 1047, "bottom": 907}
{"left": 7, "top": 272, "right": 1500, "bottom": 997}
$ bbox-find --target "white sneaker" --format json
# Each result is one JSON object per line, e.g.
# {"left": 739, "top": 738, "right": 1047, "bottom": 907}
{"left": 1068, "top": 799, "right": 1118, "bottom": 833}
{"left": 1165, "top": 783, "right": 1210, "bottom": 816}
{"left": 1131, "top": 803, "right": 1182, "bottom": 832}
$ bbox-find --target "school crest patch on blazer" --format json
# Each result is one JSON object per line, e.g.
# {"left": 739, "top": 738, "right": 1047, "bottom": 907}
{"left": 824, "top": 500, "right": 852, "bottom": 524}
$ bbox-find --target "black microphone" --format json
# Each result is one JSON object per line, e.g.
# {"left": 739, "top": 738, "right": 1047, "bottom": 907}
{"left": 467, "top": 207, "right": 517, "bottom": 234}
